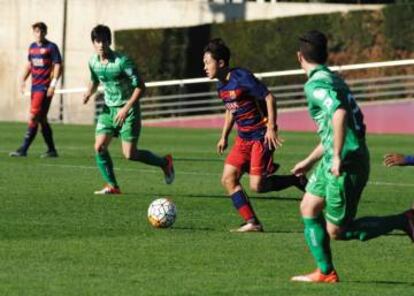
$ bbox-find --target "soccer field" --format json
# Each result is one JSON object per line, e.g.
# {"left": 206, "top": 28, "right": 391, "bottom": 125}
{"left": 0, "top": 122, "right": 413, "bottom": 295}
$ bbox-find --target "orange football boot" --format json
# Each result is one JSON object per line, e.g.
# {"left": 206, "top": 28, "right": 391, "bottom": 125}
{"left": 94, "top": 184, "right": 121, "bottom": 195}
{"left": 291, "top": 269, "right": 339, "bottom": 283}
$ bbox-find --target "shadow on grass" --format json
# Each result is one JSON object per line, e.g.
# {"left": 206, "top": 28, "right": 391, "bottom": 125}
{"left": 175, "top": 157, "right": 222, "bottom": 163}
{"left": 173, "top": 226, "right": 302, "bottom": 234}
{"left": 172, "top": 226, "right": 215, "bottom": 232}
{"left": 347, "top": 280, "right": 414, "bottom": 286}
{"left": 181, "top": 193, "right": 301, "bottom": 202}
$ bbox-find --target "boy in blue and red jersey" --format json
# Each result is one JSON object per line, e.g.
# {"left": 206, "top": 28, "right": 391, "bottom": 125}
{"left": 10, "top": 22, "right": 62, "bottom": 157}
{"left": 203, "top": 39, "right": 306, "bottom": 232}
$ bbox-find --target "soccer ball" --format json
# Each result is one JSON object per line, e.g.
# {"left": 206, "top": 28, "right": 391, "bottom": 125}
{"left": 147, "top": 198, "right": 177, "bottom": 228}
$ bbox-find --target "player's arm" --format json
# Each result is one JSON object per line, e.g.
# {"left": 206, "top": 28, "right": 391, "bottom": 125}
{"left": 291, "top": 143, "right": 324, "bottom": 176}
{"left": 264, "top": 92, "right": 283, "bottom": 150}
{"left": 20, "top": 61, "right": 31, "bottom": 94}
{"left": 114, "top": 84, "right": 145, "bottom": 126}
{"left": 114, "top": 56, "right": 145, "bottom": 125}
{"left": 47, "top": 44, "right": 63, "bottom": 98}
{"left": 83, "top": 81, "right": 99, "bottom": 104}
{"left": 217, "top": 109, "right": 235, "bottom": 154}
{"left": 331, "top": 108, "right": 347, "bottom": 176}
{"left": 384, "top": 153, "right": 414, "bottom": 167}
{"left": 83, "top": 62, "right": 100, "bottom": 104}
{"left": 47, "top": 63, "right": 62, "bottom": 98}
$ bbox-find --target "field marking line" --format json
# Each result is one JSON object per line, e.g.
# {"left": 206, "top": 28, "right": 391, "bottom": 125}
{"left": 37, "top": 163, "right": 414, "bottom": 187}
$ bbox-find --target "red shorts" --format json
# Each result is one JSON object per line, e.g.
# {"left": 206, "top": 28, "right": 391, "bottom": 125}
{"left": 31, "top": 91, "right": 52, "bottom": 118}
{"left": 225, "top": 136, "right": 276, "bottom": 176}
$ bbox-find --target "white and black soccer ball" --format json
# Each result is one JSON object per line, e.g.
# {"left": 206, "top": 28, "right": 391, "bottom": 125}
{"left": 147, "top": 198, "right": 177, "bottom": 228}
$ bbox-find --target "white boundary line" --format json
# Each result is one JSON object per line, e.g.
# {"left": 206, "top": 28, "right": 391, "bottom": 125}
{"left": 38, "top": 163, "right": 414, "bottom": 187}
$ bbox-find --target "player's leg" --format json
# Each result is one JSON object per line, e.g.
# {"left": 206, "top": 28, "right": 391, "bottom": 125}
{"left": 248, "top": 141, "right": 307, "bottom": 193}
{"left": 291, "top": 162, "right": 339, "bottom": 283}
{"left": 223, "top": 138, "right": 262, "bottom": 232}
{"left": 10, "top": 91, "right": 44, "bottom": 156}
{"left": 94, "top": 134, "right": 120, "bottom": 194}
{"left": 222, "top": 164, "right": 262, "bottom": 232}
{"left": 94, "top": 106, "right": 119, "bottom": 194}
{"left": 120, "top": 111, "right": 174, "bottom": 184}
{"left": 38, "top": 94, "right": 58, "bottom": 157}
{"left": 250, "top": 173, "right": 305, "bottom": 195}
{"left": 291, "top": 192, "right": 339, "bottom": 283}
{"left": 336, "top": 170, "right": 413, "bottom": 241}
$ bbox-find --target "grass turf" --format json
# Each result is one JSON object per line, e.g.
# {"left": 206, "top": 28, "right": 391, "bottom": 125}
{"left": 0, "top": 122, "right": 413, "bottom": 295}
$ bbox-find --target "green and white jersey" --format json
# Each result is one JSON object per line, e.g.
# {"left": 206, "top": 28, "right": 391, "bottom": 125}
{"left": 88, "top": 51, "right": 141, "bottom": 107}
{"left": 304, "top": 65, "right": 367, "bottom": 164}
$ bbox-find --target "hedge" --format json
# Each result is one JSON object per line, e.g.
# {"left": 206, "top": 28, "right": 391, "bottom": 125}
{"left": 114, "top": 4, "right": 414, "bottom": 83}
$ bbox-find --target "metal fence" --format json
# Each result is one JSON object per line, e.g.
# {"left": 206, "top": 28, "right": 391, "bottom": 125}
{"left": 37, "top": 59, "right": 414, "bottom": 122}
{"left": 138, "top": 59, "right": 414, "bottom": 119}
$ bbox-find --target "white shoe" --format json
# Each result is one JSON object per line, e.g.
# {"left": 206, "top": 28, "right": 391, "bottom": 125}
{"left": 230, "top": 222, "right": 263, "bottom": 233}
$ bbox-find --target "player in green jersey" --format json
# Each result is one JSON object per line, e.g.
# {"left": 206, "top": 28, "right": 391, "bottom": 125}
{"left": 83, "top": 25, "right": 174, "bottom": 195}
{"left": 290, "top": 30, "right": 414, "bottom": 283}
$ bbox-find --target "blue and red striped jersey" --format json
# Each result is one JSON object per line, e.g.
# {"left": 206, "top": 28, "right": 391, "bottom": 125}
{"left": 28, "top": 40, "right": 62, "bottom": 92}
{"left": 217, "top": 68, "right": 271, "bottom": 140}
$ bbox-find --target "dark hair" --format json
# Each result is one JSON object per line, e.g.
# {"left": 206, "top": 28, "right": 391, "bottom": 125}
{"left": 299, "top": 30, "right": 328, "bottom": 64}
{"left": 32, "top": 22, "right": 47, "bottom": 34}
{"left": 203, "top": 38, "right": 231, "bottom": 66}
{"left": 91, "top": 24, "right": 112, "bottom": 45}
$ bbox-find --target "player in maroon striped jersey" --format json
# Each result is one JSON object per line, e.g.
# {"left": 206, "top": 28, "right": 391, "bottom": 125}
{"left": 10, "top": 22, "right": 62, "bottom": 158}
{"left": 203, "top": 39, "right": 307, "bottom": 232}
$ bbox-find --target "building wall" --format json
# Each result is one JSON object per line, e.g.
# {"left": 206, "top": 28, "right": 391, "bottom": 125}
{"left": 0, "top": 0, "right": 382, "bottom": 124}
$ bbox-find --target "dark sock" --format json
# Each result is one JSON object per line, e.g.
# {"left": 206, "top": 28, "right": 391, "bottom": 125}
{"left": 20, "top": 123, "right": 38, "bottom": 152}
{"left": 231, "top": 190, "right": 259, "bottom": 224}
{"left": 343, "top": 213, "right": 408, "bottom": 241}
{"left": 260, "top": 174, "right": 305, "bottom": 192}
{"left": 130, "top": 149, "right": 167, "bottom": 167}
{"left": 41, "top": 121, "right": 56, "bottom": 152}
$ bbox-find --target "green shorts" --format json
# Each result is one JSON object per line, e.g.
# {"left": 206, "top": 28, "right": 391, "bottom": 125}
{"left": 306, "top": 151, "right": 370, "bottom": 226}
{"left": 95, "top": 105, "right": 141, "bottom": 142}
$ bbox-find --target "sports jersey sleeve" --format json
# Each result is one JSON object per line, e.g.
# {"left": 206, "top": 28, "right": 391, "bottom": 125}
{"left": 235, "top": 69, "right": 270, "bottom": 100}
{"left": 305, "top": 82, "right": 344, "bottom": 116}
{"left": 121, "top": 56, "right": 141, "bottom": 88}
{"left": 50, "top": 43, "right": 62, "bottom": 64}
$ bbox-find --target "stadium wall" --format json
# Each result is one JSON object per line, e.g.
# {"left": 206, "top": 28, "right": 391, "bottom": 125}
{"left": 0, "top": 0, "right": 383, "bottom": 124}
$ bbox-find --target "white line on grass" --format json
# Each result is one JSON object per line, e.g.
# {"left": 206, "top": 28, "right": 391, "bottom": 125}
{"left": 38, "top": 163, "right": 414, "bottom": 187}
{"left": 40, "top": 163, "right": 220, "bottom": 176}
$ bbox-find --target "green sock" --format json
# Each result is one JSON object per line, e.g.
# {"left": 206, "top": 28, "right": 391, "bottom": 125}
{"left": 343, "top": 214, "right": 407, "bottom": 241}
{"left": 96, "top": 151, "right": 118, "bottom": 187}
{"left": 303, "top": 216, "right": 334, "bottom": 274}
{"left": 131, "top": 149, "right": 167, "bottom": 167}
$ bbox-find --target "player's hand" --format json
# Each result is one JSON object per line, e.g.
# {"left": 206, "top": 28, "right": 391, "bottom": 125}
{"left": 264, "top": 129, "right": 283, "bottom": 150}
{"left": 330, "top": 155, "right": 342, "bottom": 177}
{"left": 217, "top": 137, "right": 228, "bottom": 155}
{"left": 83, "top": 93, "right": 91, "bottom": 104}
{"left": 383, "top": 153, "right": 406, "bottom": 167}
{"left": 115, "top": 107, "right": 129, "bottom": 126}
{"left": 291, "top": 159, "right": 313, "bottom": 176}
{"left": 47, "top": 87, "right": 55, "bottom": 98}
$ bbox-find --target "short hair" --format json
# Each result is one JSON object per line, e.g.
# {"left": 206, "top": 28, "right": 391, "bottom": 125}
{"left": 203, "top": 38, "right": 231, "bottom": 66}
{"left": 91, "top": 24, "right": 112, "bottom": 45}
{"left": 299, "top": 30, "right": 328, "bottom": 64}
{"left": 32, "top": 22, "right": 47, "bottom": 34}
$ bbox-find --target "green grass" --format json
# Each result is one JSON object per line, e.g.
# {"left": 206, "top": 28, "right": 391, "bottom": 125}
{"left": 0, "top": 122, "right": 413, "bottom": 295}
